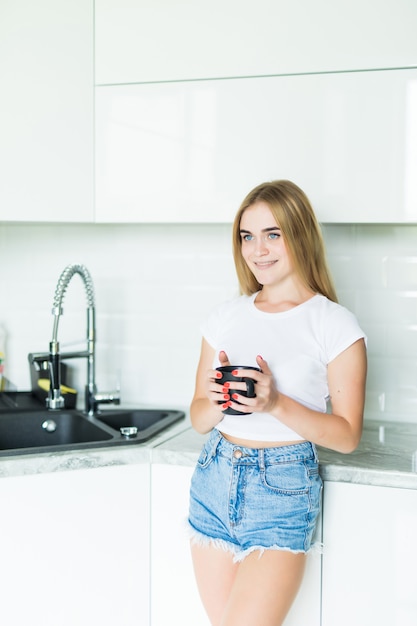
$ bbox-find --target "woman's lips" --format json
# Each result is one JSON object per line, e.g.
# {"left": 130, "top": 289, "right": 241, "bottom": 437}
{"left": 253, "top": 260, "right": 277, "bottom": 269}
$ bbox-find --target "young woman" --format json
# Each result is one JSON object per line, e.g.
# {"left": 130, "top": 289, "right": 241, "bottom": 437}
{"left": 188, "top": 180, "right": 367, "bottom": 626}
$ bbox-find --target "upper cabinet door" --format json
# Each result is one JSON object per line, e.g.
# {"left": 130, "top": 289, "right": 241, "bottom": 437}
{"left": 0, "top": 0, "right": 94, "bottom": 223}
{"left": 95, "top": 69, "right": 417, "bottom": 223}
{"left": 95, "top": 0, "right": 417, "bottom": 84}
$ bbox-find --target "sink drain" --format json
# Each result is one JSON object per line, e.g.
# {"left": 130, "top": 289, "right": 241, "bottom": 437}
{"left": 42, "top": 419, "right": 57, "bottom": 433}
{"left": 120, "top": 426, "right": 138, "bottom": 438}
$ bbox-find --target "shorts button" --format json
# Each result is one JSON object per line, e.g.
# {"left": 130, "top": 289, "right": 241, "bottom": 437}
{"left": 233, "top": 448, "right": 243, "bottom": 459}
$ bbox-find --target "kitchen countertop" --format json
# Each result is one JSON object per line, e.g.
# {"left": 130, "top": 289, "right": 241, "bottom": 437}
{"left": 152, "top": 419, "right": 417, "bottom": 491}
{"left": 2, "top": 409, "right": 417, "bottom": 490}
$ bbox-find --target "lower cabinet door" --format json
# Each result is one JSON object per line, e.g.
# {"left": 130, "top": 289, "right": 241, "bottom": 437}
{"left": 151, "top": 463, "right": 210, "bottom": 626}
{"left": 322, "top": 481, "right": 417, "bottom": 626}
{"left": 0, "top": 463, "right": 150, "bottom": 626}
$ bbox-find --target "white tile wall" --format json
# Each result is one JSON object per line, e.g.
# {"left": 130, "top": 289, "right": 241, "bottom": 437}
{"left": 1, "top": 222, "right": 416, "bottom": 424}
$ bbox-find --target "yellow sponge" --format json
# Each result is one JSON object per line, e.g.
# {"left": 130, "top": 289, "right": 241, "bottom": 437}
{"left": 38, "top": 378, "right": 77, "bottom": 395}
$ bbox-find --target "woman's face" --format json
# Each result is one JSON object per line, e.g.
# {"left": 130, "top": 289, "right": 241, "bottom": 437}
{"left": 239, "top": 201, "right": 295, "bottom": 288}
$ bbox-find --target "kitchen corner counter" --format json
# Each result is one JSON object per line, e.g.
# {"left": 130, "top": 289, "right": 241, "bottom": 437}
{"left": 0, "top": 409, "right": 191, "bottom": 479}
{"left": 152, "top": 419, "right": 417, "bottom": 490}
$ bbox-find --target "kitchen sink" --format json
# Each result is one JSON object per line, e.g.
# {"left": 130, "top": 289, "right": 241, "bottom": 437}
{"left": 0, "top": 410, "right": 113, "bottom": 456}
{"left": 0, "top": 399, "right": 185, "bottom": 457}
{"left": 95, "top": 408, "right": 185, "bottom": 440}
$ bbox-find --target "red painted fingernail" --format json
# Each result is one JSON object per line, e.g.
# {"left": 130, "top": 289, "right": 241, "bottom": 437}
{"left": 232, "top": 393, "right": 239, "bottom": 400}
{"left": 221, "top": 402, "right": 230, "bottom": 409}
{"left": 223, "top": 394, "right": 230, "bottom": 400}
{"left": 232, "top": 369, "right": 238, "bottom": 376}
{"left": 215, "top": 372, "right": 222, "bottom": 379}
{"left": 223, "top": 382, "right": 230, "bottom": 389}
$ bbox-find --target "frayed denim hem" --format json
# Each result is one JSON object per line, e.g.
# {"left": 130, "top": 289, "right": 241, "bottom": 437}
{"left": 188, "top": 522, "right": 323, "bottom": 563}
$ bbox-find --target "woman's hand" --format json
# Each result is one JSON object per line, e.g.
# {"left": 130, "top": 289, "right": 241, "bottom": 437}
{"left": 190, "top": 343, "right": 233, "bottom": 433}
{"left": 191, "top": 343, "right": 280, "bottom": 433}
{"left": 205, "top": 350, "right": 232, "bottom": 411}
{"left": 225, "top": 355, "right": 280, "bottom": 414}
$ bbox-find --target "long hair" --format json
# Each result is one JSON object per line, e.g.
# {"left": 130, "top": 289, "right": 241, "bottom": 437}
{"left": 232, "top": 180, "right": 338, "bottom": 302}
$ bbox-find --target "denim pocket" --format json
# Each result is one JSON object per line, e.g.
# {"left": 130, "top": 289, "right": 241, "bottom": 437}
{"left": 260, "top": 460, "right": 310, "bottom": 495}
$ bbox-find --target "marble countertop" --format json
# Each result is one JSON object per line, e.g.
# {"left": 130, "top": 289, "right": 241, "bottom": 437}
{"left": 152, "top": 420, "right": 417, "bottom": 490}
{"left": 2, "top": 408, "right": 417, "bottom": 490}
{"left": 317, "top": 421, "right": 417, "bottom": 489}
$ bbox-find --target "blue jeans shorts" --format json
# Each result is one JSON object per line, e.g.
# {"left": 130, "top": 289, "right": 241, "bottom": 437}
{"left": 188, "top": 429, "right": 322, "bottom": 561}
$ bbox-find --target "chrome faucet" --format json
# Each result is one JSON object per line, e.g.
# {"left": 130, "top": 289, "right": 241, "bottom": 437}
{"left": 30, "top": 264, "right": 120, "bottom": 416}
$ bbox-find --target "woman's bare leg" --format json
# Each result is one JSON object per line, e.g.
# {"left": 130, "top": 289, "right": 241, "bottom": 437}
{"left": 192, "top": 542, "right": 306, "bottom": 626}
{"left": 221, "top": 549, "right": 306, "bottom": 626}
{"left": 191, "top": 543, "right": 239, "bottom": 626}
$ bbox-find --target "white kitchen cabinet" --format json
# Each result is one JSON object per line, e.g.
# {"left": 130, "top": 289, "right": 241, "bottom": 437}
{"left": 151, "top": 464, "right": 210, "bottom": 626}
{"left": 96, "top": 69, "right": 417, "bottom": 223}
{"left": 150, "top": 463, "right": 321, "bottom": 626}
{"left": 0, "top": 0, "right": 94, "bottom": 222}
{"left": 322, "top": 481, "right": 417, "bottom": 626}
{"left": 0, "top": 463, "right": 150, "bottom": 626}
{"left": 95, "top": 0, "right": 417, "bottom": 85}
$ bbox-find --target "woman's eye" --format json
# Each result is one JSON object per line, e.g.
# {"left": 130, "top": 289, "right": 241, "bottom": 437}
{"left": 268, "top": 232, "right": 280, "bottom": 240}
{"left": 242, "top": 234, "right": 253, "bottom": 242}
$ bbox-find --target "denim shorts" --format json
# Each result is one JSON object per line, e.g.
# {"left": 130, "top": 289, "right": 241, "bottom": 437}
{"left": 188, "top": 429, "right": 322, "bottom": 561}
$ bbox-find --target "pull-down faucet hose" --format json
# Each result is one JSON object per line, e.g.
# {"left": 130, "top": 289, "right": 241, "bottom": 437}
{"left": 47, "top": 264, "right": 96, "bottom": 413}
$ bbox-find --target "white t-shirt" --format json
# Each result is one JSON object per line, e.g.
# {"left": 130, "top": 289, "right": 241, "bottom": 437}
{"left": 201, "top": 293, "right": 366, "bottom": 442}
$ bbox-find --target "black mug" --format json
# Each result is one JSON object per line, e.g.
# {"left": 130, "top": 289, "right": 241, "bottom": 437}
{"left": 216, "top": 365, "right": 261, "bottom": 416}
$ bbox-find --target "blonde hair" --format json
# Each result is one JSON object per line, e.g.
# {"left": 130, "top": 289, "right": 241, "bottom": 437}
{"left": 232, "top": 180, "right": 338, "bottom": 302}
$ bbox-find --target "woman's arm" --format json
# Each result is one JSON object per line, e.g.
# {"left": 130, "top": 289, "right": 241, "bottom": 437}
{"left": 190, "top": 339, "right": 229, "bottom": 434}
{"left": 275, "top": 339, "right": 366, "bottom": 452}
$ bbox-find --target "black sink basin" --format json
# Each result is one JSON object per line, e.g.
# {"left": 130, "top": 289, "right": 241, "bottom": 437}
{"left": 0, "top": 411, "right": 113, "bottom": 455}
{"left": 95, "top": 408, "right": 185, "bottom": 441}
{"left": 0, "top": 405, "right": 185, "bottom": 457}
